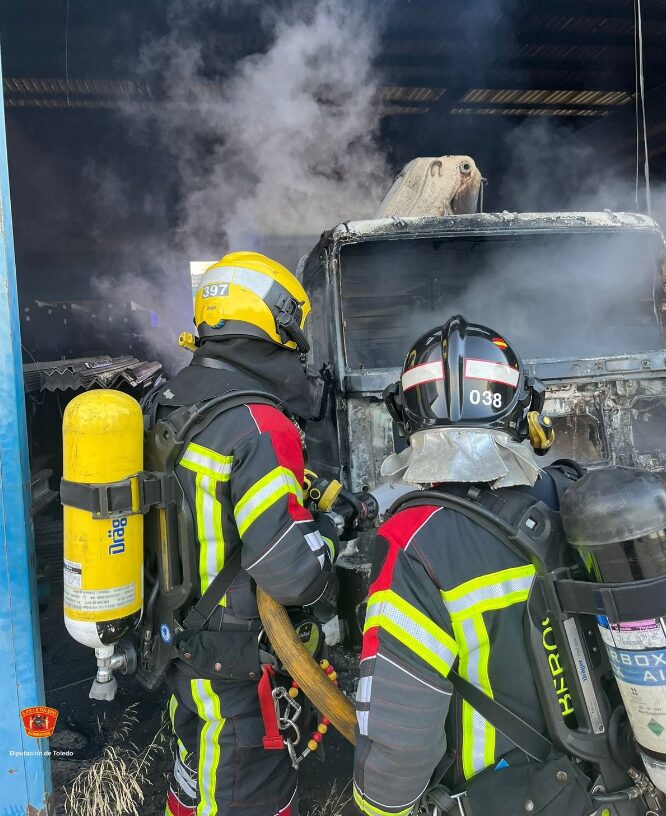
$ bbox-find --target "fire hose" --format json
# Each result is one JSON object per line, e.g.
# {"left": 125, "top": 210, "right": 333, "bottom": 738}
{"left": 256, "top": 586, "right": 357, "bottom": 745}
{"left": 254, "top": 475, "right": 380, "bottom": 745}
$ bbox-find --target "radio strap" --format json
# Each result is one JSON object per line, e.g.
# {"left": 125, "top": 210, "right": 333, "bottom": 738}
{"left": 258, "top": 664, "right": 285, "bottom": 751}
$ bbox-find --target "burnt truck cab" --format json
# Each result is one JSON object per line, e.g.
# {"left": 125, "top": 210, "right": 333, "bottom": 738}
{"left": 301, "top": 211, "right": 666, "bottom": 526}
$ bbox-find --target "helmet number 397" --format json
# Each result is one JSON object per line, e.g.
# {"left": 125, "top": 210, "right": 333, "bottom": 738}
{"left": 469, "top": 389, "right": 503, "bottom": 408}
{"left": 202, "top": 283, "right": 229, "bottom": 298}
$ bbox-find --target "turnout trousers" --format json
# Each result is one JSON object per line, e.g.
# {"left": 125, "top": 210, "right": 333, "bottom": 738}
{"left": 165, "top": 666, "right": 298, "bottom": 816}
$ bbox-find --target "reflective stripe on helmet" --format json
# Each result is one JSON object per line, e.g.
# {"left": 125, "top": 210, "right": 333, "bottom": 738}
{"left": 464, "top": 357, "right": 520, "bottom": 387}
{"left": 200, "top": 264, "right": 273, "bottom": 300}
{"left": 401, "top": 360, "right": 445, "bottom": 391}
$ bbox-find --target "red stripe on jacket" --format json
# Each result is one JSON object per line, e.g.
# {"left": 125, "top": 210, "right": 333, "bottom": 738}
{"left": 362, "top": 506, "right": 440, "bottom": 660}
{"left": 247, "top": 404, "right": 310, "bottom": 522}
{"left": 371, "top": 506, "right": 440, "bottom": 593}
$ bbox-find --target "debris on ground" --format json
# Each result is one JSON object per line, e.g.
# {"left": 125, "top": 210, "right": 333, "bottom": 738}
{"left": 62, "top": 703, "right": 170, "bottom": 816}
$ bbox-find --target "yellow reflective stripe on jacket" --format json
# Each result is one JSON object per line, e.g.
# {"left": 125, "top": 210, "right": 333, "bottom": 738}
{"left": 234, "top": 466, "right": 303, "bottom": 537}
{"left": 194, "top": 473, "right": 226, "bottom": 599}
{"left": 322, "top": 535, "right": 336, "bottom": 562}
{"left": 179, "top": 442, "right": 232, "bottom": 603}
{"left": 365, "top": 589, "right": 458, "bottom": 678}
{"left": 441, "top": 564, "right": 535, "bottom": 620}
{"left": 441, "top": 564, "right": 534, "bottom": 779}
{"left": 180, "top": 442, "right": 233, "bottom": 480}
{"left": 168, "top": 695, "right": 188, "bottom": 763}
{"left": 192, "top": 679, "right": 225, "bottom": 816}
{"left": 353, "top": 783, "right": 413, "bottom": 816}
{"left": 454, "top": 614, "right": 495, "bottom": 779}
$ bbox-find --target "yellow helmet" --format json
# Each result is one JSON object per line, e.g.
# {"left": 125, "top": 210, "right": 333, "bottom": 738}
{"left": 194, "top": 251, "right": 311, "bottom": 352}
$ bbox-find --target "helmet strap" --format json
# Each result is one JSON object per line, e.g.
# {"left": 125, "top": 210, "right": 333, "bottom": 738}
{"left": 383, "top": 382, "right": 407, "bottom": 437}
{"left": 275, "top": 294, "right": 310, "bottom": 353}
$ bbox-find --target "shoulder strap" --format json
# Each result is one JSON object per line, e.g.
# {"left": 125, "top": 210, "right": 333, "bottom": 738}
{"left": 543, "top": 459, "right": 585, "bottom": 506}
{"left": 182, "top": 546, "right": 244, "bottom": 629}
{"left": 447, "top": 668, "right": 553, "bottom": 762}
{"left": 163, "top": 389, "right": 285, "bottom": 445}
{"left": 174, "top": 391, "right": 283, "bottom": 626}
{"left": 145, "top": 389, "right": 284, "bottom": 475}
{"left": 387, "top": 486, "right": 566, "bottom": 572}
{"left": 145, "top": 389, "right": 284, "bottom": 631}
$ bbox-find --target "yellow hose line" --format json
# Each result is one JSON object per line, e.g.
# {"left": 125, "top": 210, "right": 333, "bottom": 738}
{"left": 256, "top": 586, "right": 357, "bottom": 745}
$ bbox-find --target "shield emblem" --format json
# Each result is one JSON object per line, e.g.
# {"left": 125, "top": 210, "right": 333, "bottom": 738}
{"left": 20, "top": 706, "right": 59, "bottom": 738}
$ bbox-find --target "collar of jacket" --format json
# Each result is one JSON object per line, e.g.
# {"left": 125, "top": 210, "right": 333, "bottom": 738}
{"left": 163, "top": 337, "right": 312, "bottom": 420}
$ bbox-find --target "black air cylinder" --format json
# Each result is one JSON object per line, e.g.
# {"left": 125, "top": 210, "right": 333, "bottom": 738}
{"left": 561, "top": 466, "right": 666, "bottom": 793}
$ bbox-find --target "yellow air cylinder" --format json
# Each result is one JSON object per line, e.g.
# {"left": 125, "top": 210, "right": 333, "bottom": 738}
{"left": 62, "top": 389, "right": 144, "bottom": 650}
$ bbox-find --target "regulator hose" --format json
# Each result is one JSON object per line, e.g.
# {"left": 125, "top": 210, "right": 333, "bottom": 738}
{"left": 256, "top": 586, "right": 357, "bottom": 744}
{"left": 591, "top": 789, "right": 639, "bottom": 804}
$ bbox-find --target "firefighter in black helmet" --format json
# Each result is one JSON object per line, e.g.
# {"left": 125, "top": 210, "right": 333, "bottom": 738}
{"left": 352, "top": 315, "right": 590, "bottom": 816}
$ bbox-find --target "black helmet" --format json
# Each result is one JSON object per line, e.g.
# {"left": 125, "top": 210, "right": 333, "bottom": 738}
{"left": 384, "top": 315, "right": 546, "bottom": 440}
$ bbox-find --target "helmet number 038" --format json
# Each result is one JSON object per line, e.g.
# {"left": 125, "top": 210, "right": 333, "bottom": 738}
{"left": 469, "top": 389, "right": 503, "bottom": 408}
{"left": 383, "top": 314, "right": 547, "bottom": 441}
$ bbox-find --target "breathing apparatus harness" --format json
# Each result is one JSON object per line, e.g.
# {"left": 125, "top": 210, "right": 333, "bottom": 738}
{"left": 134, "top": 371, "right": 376, "bottom": 767}
{"left": 386, "top": 466, "right": 666, "bottom": 816}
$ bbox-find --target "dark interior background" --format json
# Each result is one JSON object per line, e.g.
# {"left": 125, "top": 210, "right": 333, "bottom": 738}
{"left": 3, "top": 0, "right": 666, "bottom": 365}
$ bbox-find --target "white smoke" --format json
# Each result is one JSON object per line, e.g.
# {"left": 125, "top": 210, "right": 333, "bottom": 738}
{"left": 86, "top": 0, "right": 391, "bottom": 372}
{"left": 496, "top": 118, "right": 643, "bottom": 214}
{"left": 134, "top": 0, "right": 389, "bottom": 256}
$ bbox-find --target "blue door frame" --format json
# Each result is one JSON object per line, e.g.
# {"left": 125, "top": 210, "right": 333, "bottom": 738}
{"left": 0, "top": 42, "right": 52, "bottom": 815}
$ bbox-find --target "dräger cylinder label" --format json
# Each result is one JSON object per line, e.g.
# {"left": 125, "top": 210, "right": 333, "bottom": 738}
{"left": 64, "top": 582, "right": 137, "bottom": 619}
{"left": 63, "top": 559, "right": 82, "bottom": 589}
{"left": 563, "top": 617, "right": 605, "bottom": 734}
{"left": 598, "top": 616, "right": 666, "bottom": 650}
{"left": 606, "top": 644, "right": 666, "bottom": 752}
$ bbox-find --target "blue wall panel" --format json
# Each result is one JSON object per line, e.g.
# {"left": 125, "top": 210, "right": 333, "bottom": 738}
{"left": 0, "top": 40, "right": 52, "bottom": 815}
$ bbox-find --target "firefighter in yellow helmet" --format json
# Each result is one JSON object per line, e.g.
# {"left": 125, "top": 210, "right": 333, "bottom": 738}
{"left": 193, "top": 250, "right": 311, "bottom": 353}
{"left": 150, "top": 252, "right": 337, "bottom": 816}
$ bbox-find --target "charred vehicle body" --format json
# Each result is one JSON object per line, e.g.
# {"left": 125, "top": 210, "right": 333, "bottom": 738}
{"left": 302, "top": 209, "right": 666, "bottom": 645}
{"left": 303, "top": 210, "right": 666, "bottom": 503}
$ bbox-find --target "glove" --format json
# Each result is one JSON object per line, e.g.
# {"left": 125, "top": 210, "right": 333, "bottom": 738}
{"left": 312, "top": 510, "right": 340, "bottom": 563}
